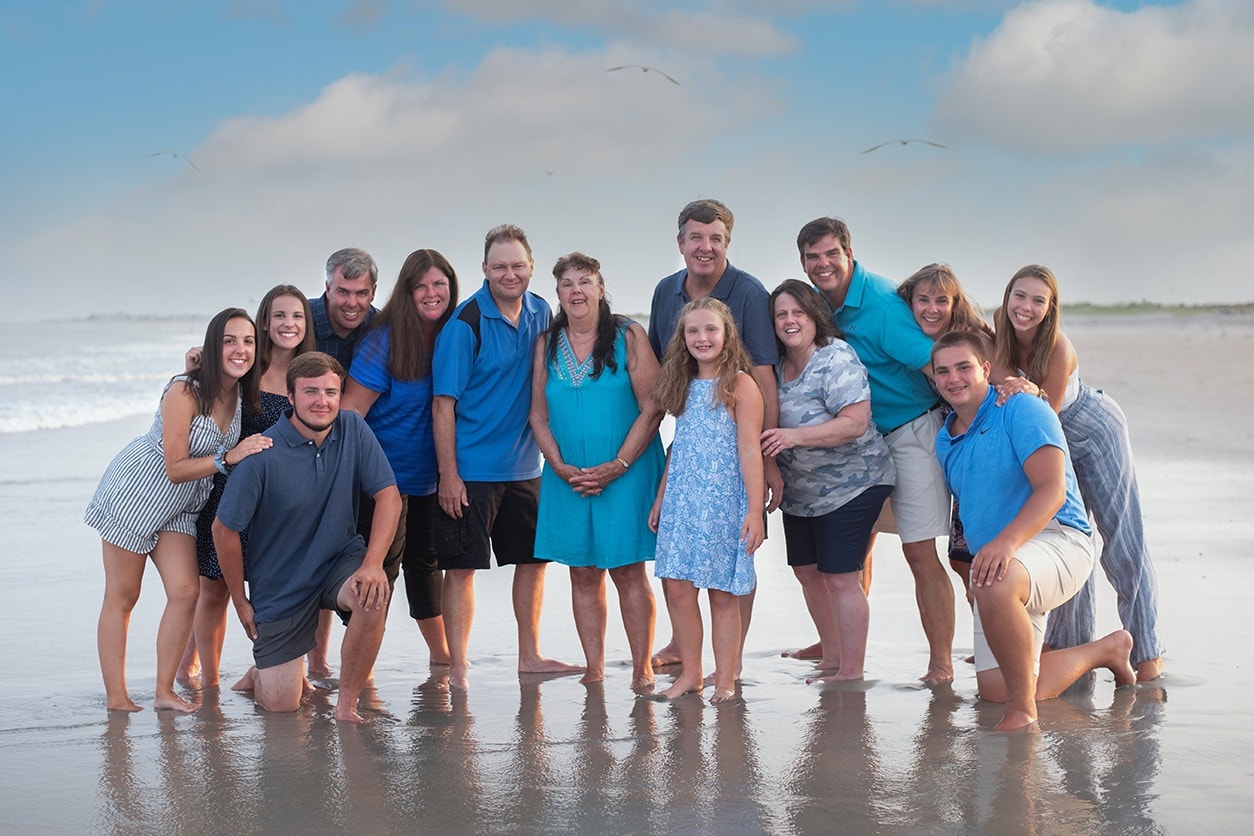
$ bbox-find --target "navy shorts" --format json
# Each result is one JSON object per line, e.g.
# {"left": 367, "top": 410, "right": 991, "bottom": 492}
{"left": 783, "top": 484, "right": 893, "bottom": 575}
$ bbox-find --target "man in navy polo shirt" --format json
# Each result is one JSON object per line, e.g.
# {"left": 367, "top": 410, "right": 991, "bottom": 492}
{"left": 432, "top": 223, "right": 581, "bottom": 690}
{"left": 798, "top": 216, "right": 956, "bottom": 683}
{"left": 646, "top": 198, "right": 781, "bottom": 678}
{"left": 214, "top": 352, "right": 401, "bottom": 723}
{"left": 309, "top": 247, "right": 380, "bottom": 368}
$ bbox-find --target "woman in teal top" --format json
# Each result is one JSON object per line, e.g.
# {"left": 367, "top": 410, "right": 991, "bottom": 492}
{"left": 530, "top": 252, "right": 665, "bottom": 691}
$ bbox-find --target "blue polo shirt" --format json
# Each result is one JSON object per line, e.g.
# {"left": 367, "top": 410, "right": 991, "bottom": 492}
{"left": 829, "top": 262, "right": 939, "bottom": 433}
{"left": 647, "top": 262, "right": 778, "bottom": 366}
{"left": 348, "top": 325, "right": 437, "bottom": 496}
{"left": 309, "top": 293, "right": 379, "bottom": 368}
{"left": 432, "top": 281, "right": 550, "bottom": 481}
{"left": 216, "top": 409, "right": 396, "bottom": 623}
{"left": 935, "top": 388, "right": 1090, "bottom": 555}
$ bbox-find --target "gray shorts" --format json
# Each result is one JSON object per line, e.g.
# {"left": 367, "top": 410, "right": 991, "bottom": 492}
{"left": 252, "top": 551, "right": 363, "bottom": 669}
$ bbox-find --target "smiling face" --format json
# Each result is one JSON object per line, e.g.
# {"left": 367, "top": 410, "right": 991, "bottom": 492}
{"left": 682, "top": 307, "right": 726, "bottom": 370}
{"left": 556, "top": 267, "right": 604, "bottom": 324}
{"left": 266, "top": 294, "right": 307, "bottom": 352}
{"left": 911, "top": 279, "right": 954, "bottom": 338}
{"left": 677, "top": 219, "right": 730, "bottom": 285}
{"left": 483, "top": 238, "right": 533, "bottom": 305}
{"left": 412, "top": 266, "right": 452, "bottom": 325}
{"left": 1006, "top": 275, "right": 1053, "bottom": 336}
{"left": 932, "top": 343, "right": 990, "bottom": 412}
{"left": 326, "top": 268, "right": 376, "bottom": 338}
{"left": 220, "top": 316, "right": 256, "bottom": 382}
{"left": 773, "top": 292, "right": 818, "bottom": 353}
{"left": 800, "top": 234, "right": 855, "bottom": 305}
{"left": 288, "top": 371, "right": 341, "bottom": 437}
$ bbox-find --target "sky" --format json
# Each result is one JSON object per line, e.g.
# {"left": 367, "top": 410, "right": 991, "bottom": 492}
{"left": 3, "top": 0, "right": 1252, "bottom": 323}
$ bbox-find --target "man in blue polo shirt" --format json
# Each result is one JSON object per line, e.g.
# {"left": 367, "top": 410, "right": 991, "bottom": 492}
{"left": 646, "top": 198, "right": 782, "bottom": 677}
{"left": 798, "top": 216, "right": 956, "bottom": 683}
{"left": 214, "top": 351, "right": 401, "bottom": 724}
{"left": 432, "top": 223, "right": 581, "bottom": 690}
{"left": 931, "top": 331, "right": 1134, "bottom": 730}
{"left": 309, "top": 247, "right": 381, "bottom": 368}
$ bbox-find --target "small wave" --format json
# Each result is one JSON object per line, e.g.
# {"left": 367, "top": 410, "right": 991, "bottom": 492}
{"left": 0, "top": 403, "right": 151, "bottom": 435}
{"left": 0, "top": 371, "right": 165, "bottom": 386}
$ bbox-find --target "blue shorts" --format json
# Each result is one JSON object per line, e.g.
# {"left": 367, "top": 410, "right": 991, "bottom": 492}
{"left": 782, "top": 484, "right": 893, "bottom": 574}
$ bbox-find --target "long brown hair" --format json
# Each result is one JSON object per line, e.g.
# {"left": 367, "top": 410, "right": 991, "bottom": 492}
{"left": 362, "top": 249, "right": 459, "bottom": 380}
{"left": 898, "top": 263, "right": 994, "bottom": 340}
{"left": 993, "top": 264, "right": 1061, "bottom": 385}
{"left": 184, "top": 307, "right": 259, "bottom": 415}
{"left": 654, "top": 297, "right": 758, "bottom": 416}
{"left": 255, "top": 285, "right": 316, "bottom": 377}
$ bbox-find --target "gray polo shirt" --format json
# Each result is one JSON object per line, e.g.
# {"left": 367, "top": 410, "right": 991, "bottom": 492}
{"left": 216, "top": 409, "right": 395, "bottom": 623}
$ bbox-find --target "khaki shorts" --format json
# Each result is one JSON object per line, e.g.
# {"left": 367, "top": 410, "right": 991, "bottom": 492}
{"left": 972, "top": 521, "right": 1095, "bottom": 673}
{"left": 882, "top": 409, "right": 950, "bottom": 543}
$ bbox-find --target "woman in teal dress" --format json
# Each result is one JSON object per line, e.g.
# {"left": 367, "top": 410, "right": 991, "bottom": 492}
{"left": 530, "top": 252, "right": 665, "bottom": 691}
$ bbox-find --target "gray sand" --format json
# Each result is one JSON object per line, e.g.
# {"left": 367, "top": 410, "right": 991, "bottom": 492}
{"left": 2, "top": 313, "right": 1252, "bottom": 833}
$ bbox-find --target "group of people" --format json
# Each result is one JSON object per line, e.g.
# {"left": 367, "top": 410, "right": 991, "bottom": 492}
{"left": 85, "top": 199, "right": 1162, "bottom": 730}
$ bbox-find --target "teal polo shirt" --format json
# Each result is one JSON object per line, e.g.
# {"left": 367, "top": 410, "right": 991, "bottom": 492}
{"left": 830, "top": 262, "right": 939, "bottom": 433}
{"left": 432, "top": 281, "right": 550, "bottom": 481}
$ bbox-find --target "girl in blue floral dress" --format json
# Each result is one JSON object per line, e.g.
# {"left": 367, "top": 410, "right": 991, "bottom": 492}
{"left": 649, "top": 297, "right": 764, "bottom": 703}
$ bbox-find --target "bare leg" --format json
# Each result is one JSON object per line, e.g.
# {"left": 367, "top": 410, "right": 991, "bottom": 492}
{"left": 972, "top": 561, "right": 1037, "bottom": 730}
{"left": 416, "top": 615, "right": 451, "bottom": 666}
{"left": 950, "top": 560, "right": 974, "bottom": 607}
{"left": 658, "top": 579, "right": 703, "bottom": 699}
{"left": 650, "top": 581, "right": 681, "bottom": 667}
{"left": 861, "top": 548, "right": 874, "bottom": 597}
{"left": 443, "top": 569, "right": 475, "bottom": 689}
{"left": 902, "top": 538, "right": 955, "bottom": 682}
{"left": 98, "top": 542, "right": 145, "bottom": 712}
{"left": 809, "top": 570, "right": 869, "bottom": 683}
{"left": 250, "top": 659, "right": 305, "bottom": 713}
{"left": 306, "top": 610, "right": 334, "bottom": 679}
{"left": 149, "top": 533, "right": 199, "bottom": 713}
{"left": 570, "top": 566, "right": 608, "bottom": 684}
{"left": 514, "top": 562, "right": 581, "bottom": 675}
{"left": 192, "top": 576, "right": 230, "bottom": 687}
{"left": 176, "top": 635, "right": 200, "bottom": 687}
{"left": 791, "top": 564, "right": 839, "bottom": 670}
{"left": 609, "top": 562, "right": 656, "bottom": 690}
{"left": 1136, "top": 657, "right": 1163, "bottom": 682}
{"left": 333, "top": 580, "right": 388, "bottom": 723}
{"left": 708, "top": 589, "right": 742, "bottom": 702}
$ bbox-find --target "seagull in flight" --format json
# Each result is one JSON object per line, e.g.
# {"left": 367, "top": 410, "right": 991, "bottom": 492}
{"left": 149, "top": 150, "right": 200, "bottom": 171}
{"left": 606, "top": 64, "right": 681, "bottom": 86}
{"left": 860, "top": 139, "right": 948, "bottom": 155}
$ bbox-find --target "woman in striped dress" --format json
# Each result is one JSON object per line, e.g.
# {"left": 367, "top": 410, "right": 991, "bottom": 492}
{"left": 85, "top": 308, "right": 271, "bottom": 712}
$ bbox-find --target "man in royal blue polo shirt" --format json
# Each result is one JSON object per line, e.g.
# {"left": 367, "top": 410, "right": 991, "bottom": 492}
{"left": 432, "top": 224, "right": 581, "bottom": 690}
{"left": 798, "top": 216, "right": 956, "bottom": 683}
{"left": 214, "top": 352, "right": 401, "bottom": 724}
{"left": 932, "top": 331, "right": 1134, "bottom": 730}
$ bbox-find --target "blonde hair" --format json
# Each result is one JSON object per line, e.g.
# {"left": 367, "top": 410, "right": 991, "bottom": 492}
{"left": 654, "top": 297, "right": 758, "bottom": 415}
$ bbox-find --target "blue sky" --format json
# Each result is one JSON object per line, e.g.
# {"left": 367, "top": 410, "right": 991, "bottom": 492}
{"left": 3, "top": 1, "right": 1251, "bottom": 321}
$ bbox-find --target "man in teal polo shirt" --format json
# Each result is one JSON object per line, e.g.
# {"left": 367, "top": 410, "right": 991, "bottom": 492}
{"left": 798, "top": 216, "right": 956, "bottom": 683}
{"left": 432, "top": 223, "right": 581, "bottom": 690}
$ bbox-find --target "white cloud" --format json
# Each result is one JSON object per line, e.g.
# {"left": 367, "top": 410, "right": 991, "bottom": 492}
{"left": 935, "top": 0, "right": 1254, "bottom": 153}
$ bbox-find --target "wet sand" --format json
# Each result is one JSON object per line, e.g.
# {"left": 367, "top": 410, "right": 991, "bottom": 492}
{"left": 2, "top": 313, "right": 1252, "bottom": 833}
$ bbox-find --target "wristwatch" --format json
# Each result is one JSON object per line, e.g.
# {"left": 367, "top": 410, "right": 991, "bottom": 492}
{"left": 214, "top": 443, "right": 233, "bottom": 476}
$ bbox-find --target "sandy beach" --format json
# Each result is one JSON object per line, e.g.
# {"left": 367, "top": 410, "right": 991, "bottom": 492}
{"left": 2, "top": 312, "right": 1252, "bottom": 833}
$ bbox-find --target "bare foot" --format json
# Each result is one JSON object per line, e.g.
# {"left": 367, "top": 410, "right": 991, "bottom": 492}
{"left": 307, "top": 662, "right": 333, "bottom": 679}
{"left": 580, "top": 668, "right": 605, "bottom": 686}
{"left": 806, "top": 671, "right": 864, "bottom": 684}
{"left": 1136, "top": 656, "right": 1163, "bottom": 682}
{"left": 921, "top": 665, "right": 954, "bottom": 684}
{"left": 428, "top": 655, "right": 452, "bottom": 667}
{"left": 175, "top": 669, "right": 199, "bottom": 688}
{"left": 702, "top": 669, "right": 742, "bottom": 688}
{"left": 1103, "top": 630, "right": 1137, "bottom": 687}
{"left": 154, "top": 691, "right": 198, "bottom": 713}
{"left": 709, "top": 689, "right": 738, "bottom": 704}
{"left": 781, "top": 641, "right": 823, "bottom": 660}
{"left": 994, "top": 708, "right": 1038, "bottom": 731}
{"left": 106, "top": 695, "right": 144, "bottom": 713}
{"left": 232, "top": 667, "right": 257, "bottom": 692}
{"left": 650, "top": 646, "right": 682, "bottom": 668}
{"left": 812, "top": 657, "right": 842, "bottom": 671}
{"left": 518, "top": 657, "right": 584, "bottom": 675}
{"left": 449, "top": 665, "right": 470, "bottom": 690}
{"left": 630, "top": 675, "right": 655, "bottom": 693}
{"left": 334, "top": 705, "right": 368, "bottom": 724}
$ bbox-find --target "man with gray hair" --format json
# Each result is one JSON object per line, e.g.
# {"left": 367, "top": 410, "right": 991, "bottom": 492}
{"left": 310, "top": 247, "right": 380, "bottom": 368}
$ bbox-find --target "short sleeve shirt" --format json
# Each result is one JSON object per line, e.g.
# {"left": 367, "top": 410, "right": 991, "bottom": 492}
{"left": 776, "top": 341, "right": 896, "bottom": 516}
{"left": 935, "top": 388, "right": 1090, "bottom": 554}
{"left": 647, "top": 263, "right": 778, "bottom": 367}
{"left": 830, "top": 263, "right": 938, "bottom": 432}
{"left": 432, "top": 281, "right": 550, "bottom": 481}
{"left": 216, "top": 410, "right": 396, "bottom": 623}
